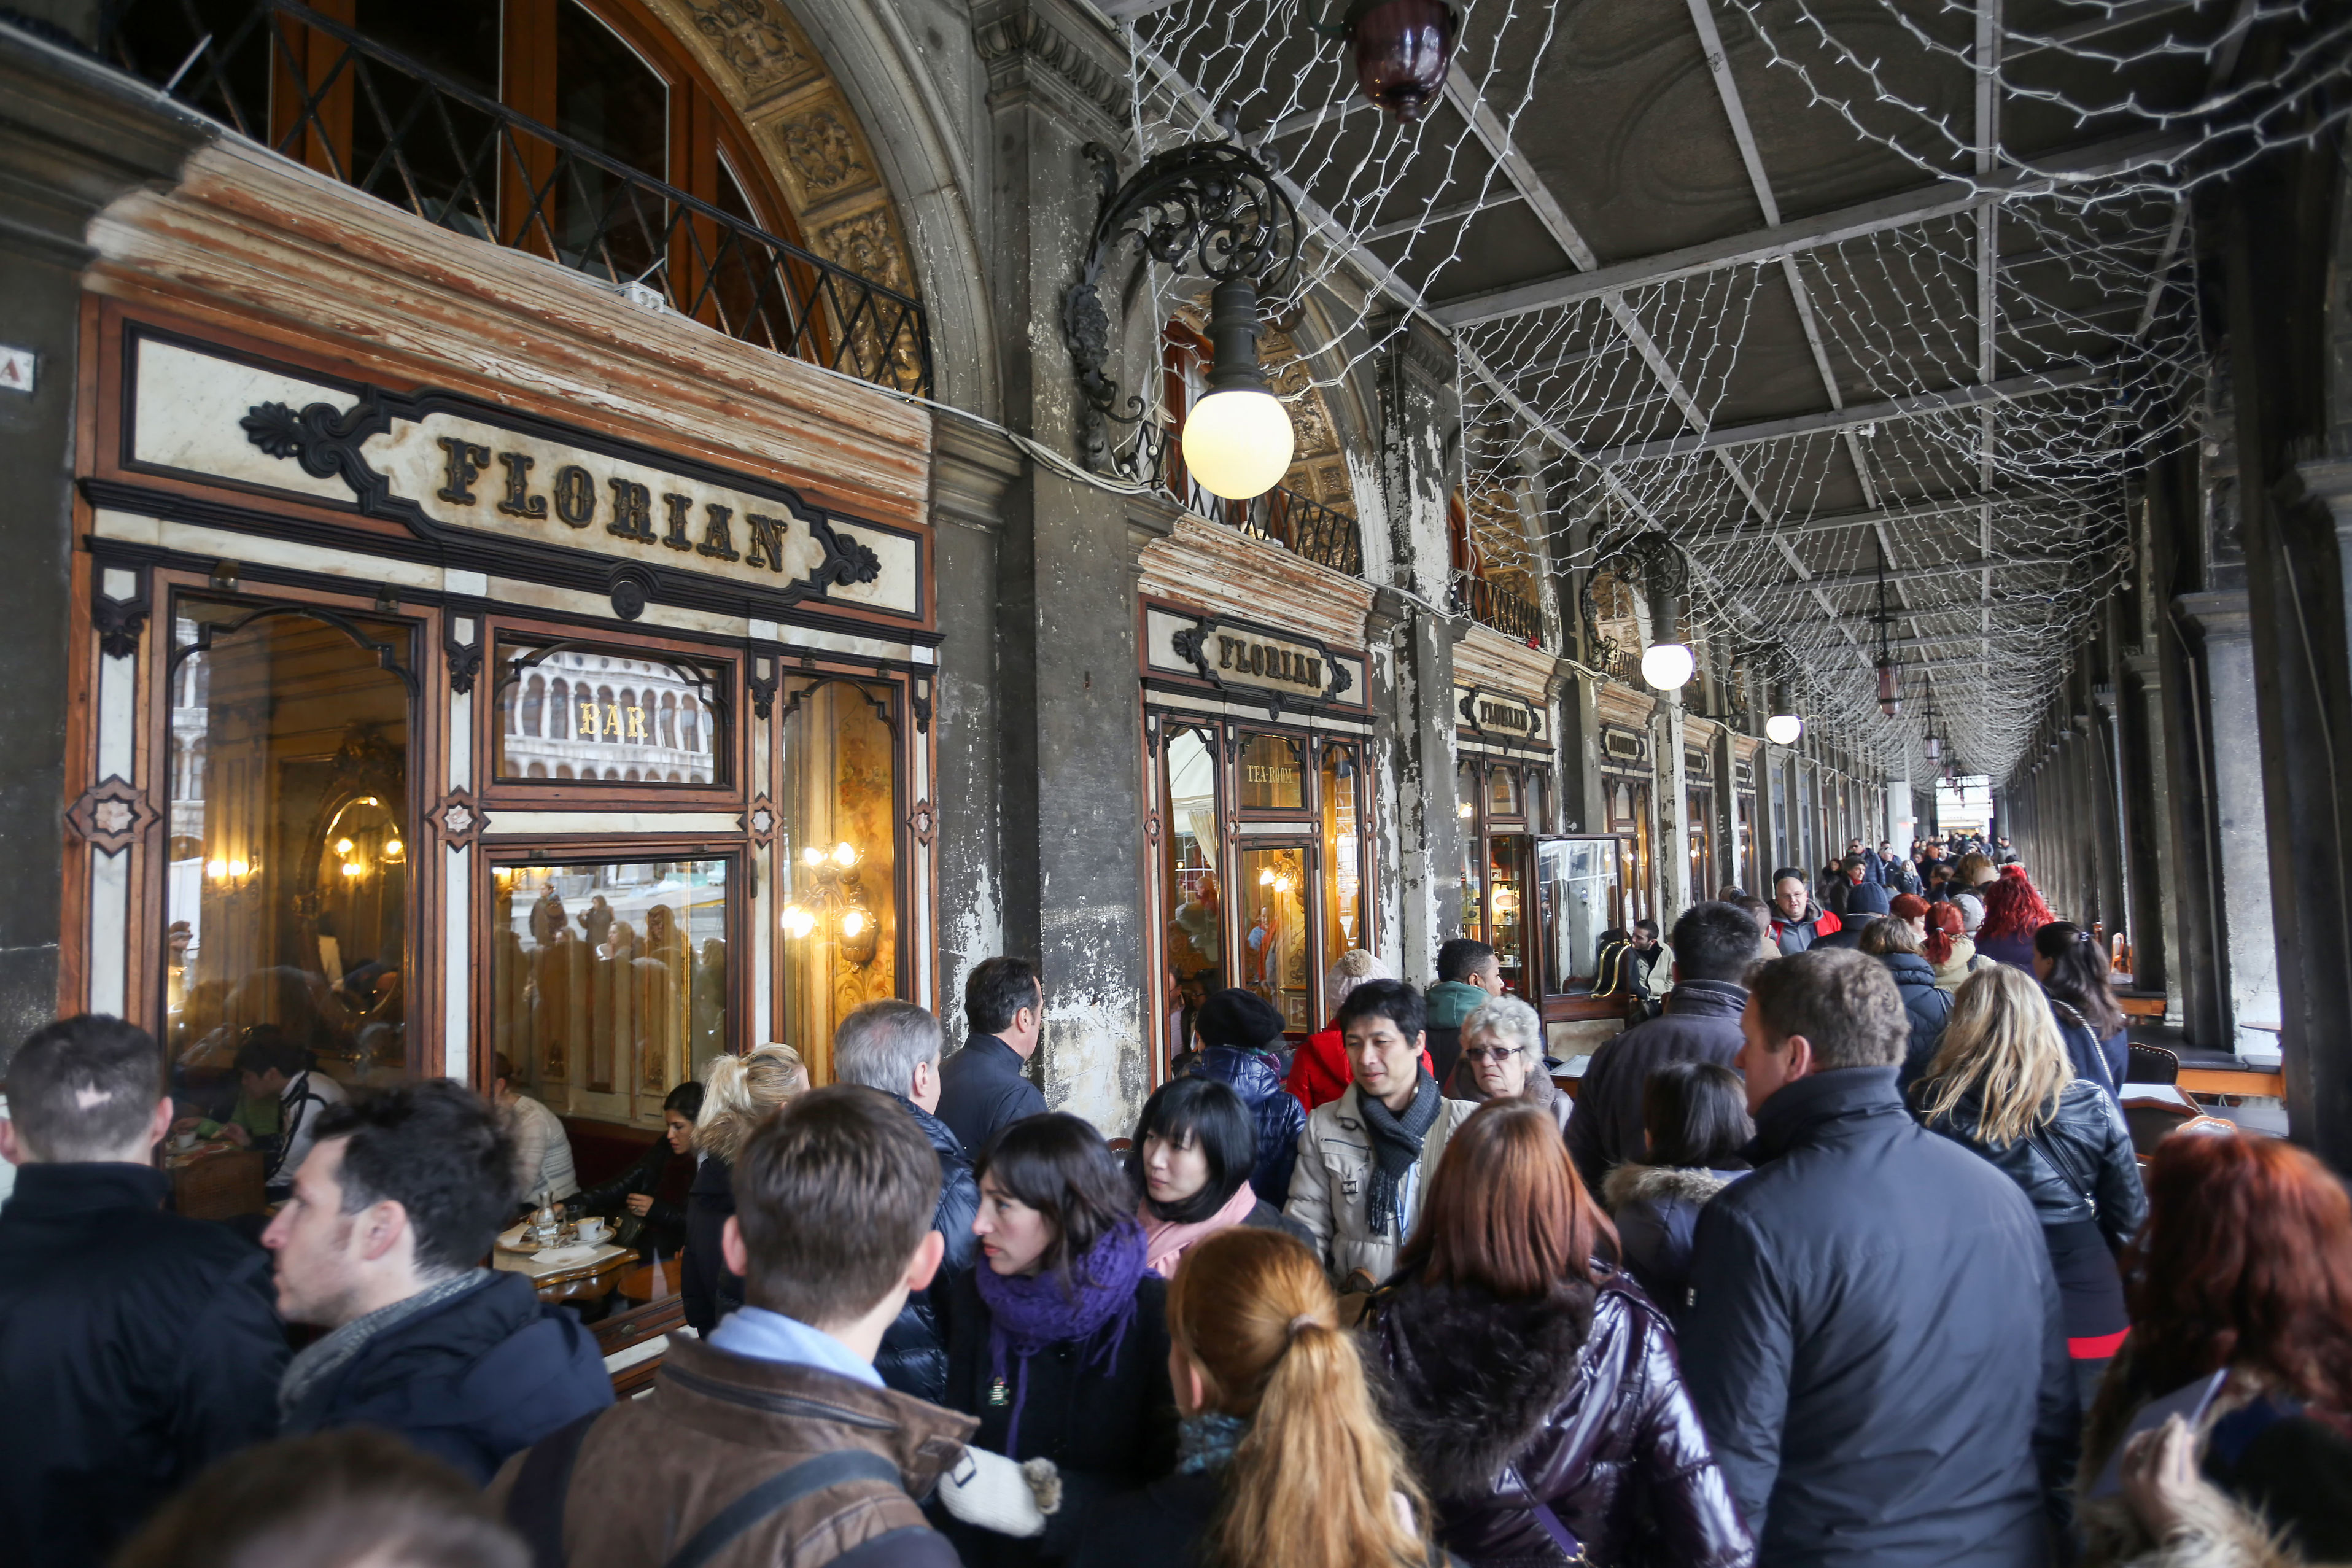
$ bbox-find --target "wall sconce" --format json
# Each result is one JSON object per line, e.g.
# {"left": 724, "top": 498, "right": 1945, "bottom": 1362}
{"left": 782, "top": 840, "right": 879, "bottom": 966}
{"left": 1063, "top": 122, "right": 1302, "bottom": 496}
{"left": 204, "top": 855, "right": 260, "bottom": 887}
{"left": 1256, "top": 864, "right": 1296, "bottom": 897}
{"left": 1623, "top": 532, "right": 1693, "bottom": 691}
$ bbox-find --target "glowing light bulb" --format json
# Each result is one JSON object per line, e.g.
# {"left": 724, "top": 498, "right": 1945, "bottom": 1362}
{"left": 832, "top": 842, "right": 857, "bottom": 868}
{"left": 1274, "top": 875, "right": 1293, "bottom": 895}
{"left": 334, "top": 837, "right": 355, "bottom": 855}
{"left": 206, "top": 858, "right": 228, "bottom": 880}
{"left": 1765, "top": 713, "right": 1804, "bottom": 747}
{"left": 1640, "top": 642, "right": 1695, "bottom": 691}
{"left": 341, "top": 860, "right": 362, "bottom": 878}
{"left": 382, "top": 838, "right": 404, "bottom": 860}
{"left": 1258, "top": 867, "right": 1276, "bottom": 887}
{"left": 1182, "top": 389, "right": 1295, "bottom": 500}
{"left": 782, "top": 905, "right": 815, "bottom": 938}
{"left": 840, "top": 909, "right": 867, "bottom": 939}
{"left": 801, "top": 846, "right": 825, "bottom": 867}
{"left": 1458, "top": 802, "right": 1475, "bottom": 819}
{"left": 227, "top": 859, "right": 249, "bottom": 879}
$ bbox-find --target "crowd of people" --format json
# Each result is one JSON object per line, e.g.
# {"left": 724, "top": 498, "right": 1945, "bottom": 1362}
{"left": 2, "top": 849, "right": 2348, "bottom": 1568}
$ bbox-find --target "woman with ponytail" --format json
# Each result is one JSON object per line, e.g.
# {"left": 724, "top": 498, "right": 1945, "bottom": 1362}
{"left": 1075, "top": 1225, "right": 1433, "bottom": 1568}
{"left": 1365, "top": 1099, "right": 1752, "bottom": 1568}
{"left": 681, "top": 1043, "right": 806, "bottom": 1333}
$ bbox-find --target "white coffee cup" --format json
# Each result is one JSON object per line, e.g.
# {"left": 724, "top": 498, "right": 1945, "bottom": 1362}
{"left": 576, "top": 1217, "right": 608, "bottom": 1244}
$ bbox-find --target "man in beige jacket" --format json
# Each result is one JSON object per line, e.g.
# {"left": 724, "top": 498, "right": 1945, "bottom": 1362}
{"left": 1284, "top": 979, "right": 1478, "bottom": 1294}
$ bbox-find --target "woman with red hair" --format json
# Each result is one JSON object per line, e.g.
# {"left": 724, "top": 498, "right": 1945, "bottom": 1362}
{"left": 1893, "top": 894, "right": 1981, "bottom": 992}
{"left": 2083, "top": 1133, "right": 2352, "bottom": 1566}
{"left": 1361, "top": 1100, "right": 1752, "bottom": 1568}
{"left": 1974, "top": 866, "right": 2054, "bottom": 970}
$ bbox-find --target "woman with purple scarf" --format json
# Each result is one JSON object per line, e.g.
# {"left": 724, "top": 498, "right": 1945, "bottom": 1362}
{"left": 936, "top": 1113, "right": 1177, "bottom": 1567}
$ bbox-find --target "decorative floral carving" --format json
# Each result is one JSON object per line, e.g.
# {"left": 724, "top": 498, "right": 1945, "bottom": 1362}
{"left": 815, "top": 209, "right": 912, "bottom": 295}
{"left": 66, "top": 776, "right": 155, "bottom": 856}
{"left": 433, "top": 788, "right": 485, "bottom": 848}
{"left": 907, "top": 798, "right": 936, "bottom": 847}
{"left": 686, "top": 0, "right": 810, "bottom": 93}
{"left": 777, "top": 107, "right": 863, "bottom": 196}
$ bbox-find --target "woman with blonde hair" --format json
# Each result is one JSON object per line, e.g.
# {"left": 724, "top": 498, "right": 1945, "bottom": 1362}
{"left": 1074, "top": 1225, "right": 1432, "bottom": 1568}
{"left": 681, "top": 1042, "right": 807, "bottom": 1332}
{"left": 1912, "top": 966, "right": 2145, "bottom": 1403}
{"left": 1364, "top": 1100, "right": 1751, "bottom": 1568}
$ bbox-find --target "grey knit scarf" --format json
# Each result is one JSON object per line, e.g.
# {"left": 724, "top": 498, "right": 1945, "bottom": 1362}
{"left": 1357, "top": 1073, "right": 1440, "bottom": 1236}
{"left": 278, "top": 1269, "right": 491, "bottom": 1418}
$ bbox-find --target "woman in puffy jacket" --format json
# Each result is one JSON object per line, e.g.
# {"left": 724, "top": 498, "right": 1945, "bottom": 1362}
{"left": 1913, "top": 964, "right": 2148, "bottom": 1406}
{"left": 1860, "top": 916, "right": 1955, "bottom": 1094}
{"left": 1363, "top": 1099, "right": 1753, "bottom": 1568}
{"left": 1178, "top": 988, "right": 1306, "bottom": 1206}
{"left": 1601, "top": 1060, "right": 1749, "bottom": 1322}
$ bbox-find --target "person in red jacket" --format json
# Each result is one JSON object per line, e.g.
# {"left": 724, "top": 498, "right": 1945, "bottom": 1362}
{"left": 1284, "top": 950, "right": 1433, "bottom": 1112}
{"left": 1768, "top": 867, "right": 1844, "bottom": 955}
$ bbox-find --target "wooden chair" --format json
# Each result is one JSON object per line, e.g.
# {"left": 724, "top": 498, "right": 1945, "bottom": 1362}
{"left": 594, "top": 1290, "right": 686, "bottom": 1400}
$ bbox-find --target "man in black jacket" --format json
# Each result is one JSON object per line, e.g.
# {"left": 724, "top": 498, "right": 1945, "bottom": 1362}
{"left": 265, "top": 1081, "right": 611, "bottom": 1483}
{"left": 833, "top": 998, "right": 980, "bottom": 1403}
{"left": 1680, "top": 948, "right": 2076, "bottom": 1567}
{"left": 938, "top": 957, "right": 1048, "bottom": 1156}
{"left": 0, "top": 1015, "right": 287, "bottom": 1567}
{"left": 1566, "top": 902, "right": 1756, "bottom": 1193}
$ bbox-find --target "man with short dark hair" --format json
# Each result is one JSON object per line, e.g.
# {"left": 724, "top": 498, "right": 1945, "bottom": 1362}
{"left": 1284, "top": 979, "right": 1476, "bottom": 1291}
{"left": 1567, "top": 902, "right": 1757, "bottom": 1192}
{"left": 1681, "top": 949, "right": 2075, "bottom": 1567}
{"left": 832, "top": 999, "right": 979, "bottom": 1404}
{"left": 494, "top": 1085, "right": 969, "bottom": 1568}
{"left": 228, "top": 1027, "right": 346, "bottom": 1198}
{"left": 1423, "top": 936, "right": 1501, "bottom": 1086}
{"left": 267, "top": 1081, "right": 610, "bottom": 1483}
{"left": 0, "top": 1015, "right": 288, "bottom": 1568}
{"left": 937, "top": 957, "right": 1048, "bottom": 1155}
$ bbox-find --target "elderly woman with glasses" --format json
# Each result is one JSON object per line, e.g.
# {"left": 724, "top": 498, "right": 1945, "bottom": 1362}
{"left": 1442, "top": 995, "right": 1570, "bottom": 1137}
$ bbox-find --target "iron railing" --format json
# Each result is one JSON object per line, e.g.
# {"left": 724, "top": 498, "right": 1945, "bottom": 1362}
{"left": 1124, "top": 419, "right": 1365, "bottom": 578}
{"left": 107, "top": 0, "right": 931, "bottom": 395}
{"left": 1452, "top": 571, "right": 1547, "bottom": 648}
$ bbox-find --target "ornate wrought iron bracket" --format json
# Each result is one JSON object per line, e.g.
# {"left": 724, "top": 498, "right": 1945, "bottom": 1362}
{"left": 1060, "top": 123, "right": 1302, "bottom": 479}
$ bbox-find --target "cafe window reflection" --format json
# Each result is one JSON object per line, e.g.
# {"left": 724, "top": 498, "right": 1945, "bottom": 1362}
{"left": 1162, "top": 728, "right": 1224, "bottom": 1050}
{"left": 491, "top": 858, "right": 728, "bottom": 1127}
{"left": 1236, "top": 732, "right": 1303, "bottom": 811}
{"left": 164, "top": 600, "right": 414, "bottom": 1086}
{"left": 494, "top": 641, "right": 726, "bottom": 786}
{"left": 778, "top": 678, "right": 899, "bottom": 1082}
{"left": 1319, "top": 743, "right": 1362, "bottom": 973}
{"left": 1240, "top": 845, "right": 1311, "bottom": 1031}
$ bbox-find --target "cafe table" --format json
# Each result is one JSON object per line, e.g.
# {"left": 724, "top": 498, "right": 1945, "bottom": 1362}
{"left": 492, "top": 1222, "right": 640, "bottom": 1308}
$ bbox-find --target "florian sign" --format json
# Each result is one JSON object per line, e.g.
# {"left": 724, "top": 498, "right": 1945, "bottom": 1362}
{"left": 120, "top": 333, "right": 922, "bottom": 621}
{"left": 1457, "top": 685, "right": 1544, "bottom": 743}
{"left": 1170, "top": 614, "right": 1353, "bottom": 708}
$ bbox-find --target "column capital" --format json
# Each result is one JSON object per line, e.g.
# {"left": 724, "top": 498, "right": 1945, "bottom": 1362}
{"left": 2173, "top": 589, "right": 2253, "bottom": 643}
{"left": 2286, "top": 454, "right": 2352, "bottom": 533}
{"left": 972, "top": 0, "right": 1130, "bottom": 141}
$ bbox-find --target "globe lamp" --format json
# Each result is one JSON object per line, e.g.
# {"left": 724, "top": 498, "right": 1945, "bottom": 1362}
{"left": 1765, "top": 712, "right": 1804, "bottom": 747}
{"left": 1640, "top": 641, "right": 1695, "bottom": 691}
{"left": 1182, "top": 277, "right": 1295, "bottom": 500}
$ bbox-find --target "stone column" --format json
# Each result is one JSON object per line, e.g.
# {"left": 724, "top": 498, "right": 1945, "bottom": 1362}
{"left": 1552, "top": 662, "right": 1604, "bottom": 836}
{"left": 2118, "top": 651, "right": 2180, "bottom": 1015}
{"left": 2175, "top": 591, "right": 2282, "bottom": 1061}
{"left": 1368, "top": 312, "right": 1467, "bottom": 980}
{"left": 0, "top": 29, "right": 210, "bottom": 1044}
{"left": 973, "top": 0, "right": 1155, "bottom": 1128}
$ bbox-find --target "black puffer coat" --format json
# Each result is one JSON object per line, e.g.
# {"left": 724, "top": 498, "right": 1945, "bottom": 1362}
{"left": 1917, "top": 1078, "right": 2148, "bottom": 1252}
{"left": 1602, "top": 1163, "right": 1744, "bottom": 1323}
{"left": 680, "top": 1154, "right": 739, "bottom": 1334}
{"left": 1182, "top": 1045, "right": 1306, "bottom": 1206}
{"left": 1880, "top": 952, "right": 1955, "bottom": 1095}
{"left": 1365, "top": 1270, "right": 1753, "bottom": 1568}
{"left": 570, "top": 1139, "right": 689, "bottom": 1260}
{"left": 875, "top": 1096, "right": 981, "bottom": 1404}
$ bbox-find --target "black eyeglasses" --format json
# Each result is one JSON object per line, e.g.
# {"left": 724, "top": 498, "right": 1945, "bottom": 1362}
{"left": 1461, "top": 1045, "right": 1522, "bottom": 1065}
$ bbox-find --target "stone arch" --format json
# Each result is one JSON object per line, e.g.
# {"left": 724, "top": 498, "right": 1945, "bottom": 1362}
{"left": 636, "top": 0, "right": 927, "bottom": 378}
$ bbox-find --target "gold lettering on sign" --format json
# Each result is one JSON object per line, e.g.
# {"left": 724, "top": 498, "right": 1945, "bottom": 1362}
{"left": 574, "top": 703, "right": 651, "bottom": 741}
{"left": 1478, "top": 699, "right": 1534, "bottom": 733}
{"left": 1211, "top": 632, "right": 1322, "bottom": 693}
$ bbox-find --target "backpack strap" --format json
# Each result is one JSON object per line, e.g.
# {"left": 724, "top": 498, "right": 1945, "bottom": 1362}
{"left": 665, "top": 1450, "right": 907, "bottom": 1568}
{"left": 505, "top": 1410, "right": 605, "bottom": 1568}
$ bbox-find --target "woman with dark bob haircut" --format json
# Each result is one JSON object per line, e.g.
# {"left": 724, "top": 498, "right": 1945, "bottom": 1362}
{"left": 1601, "top": 1060, "right": 1752, "bottom": 1322}
{"left": 1127, "top": 1076, "right": 1309, "bottom": 1278}
{"left": 1362, "top": 1100, "right": 1753, "bottom": 1568}
{"left": 938, "top": 1114, "right": 1176, "bottom": 1568}
{"left": 2079, "top": 1133, "right": 2352, "bottom": 1567}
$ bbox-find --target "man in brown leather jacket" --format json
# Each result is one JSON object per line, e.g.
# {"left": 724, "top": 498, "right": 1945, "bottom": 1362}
{"left": 491, "top": 1086, "right": 975, "bottom": 1568}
